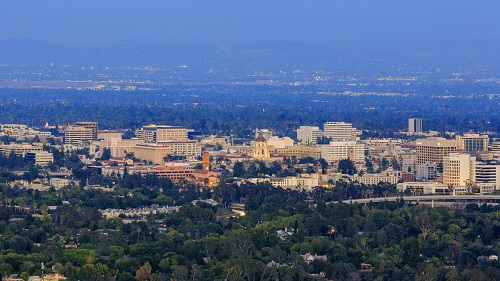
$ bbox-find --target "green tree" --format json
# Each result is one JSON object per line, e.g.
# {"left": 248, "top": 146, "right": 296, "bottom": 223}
{"left": 338, "top": 159, "right": 357, "bottom": 175}
{"left": 101, "top": 148, "right": 112, "bottom": 160}
{"left": 233, "top": 162, "right": 246, "bottom": 177}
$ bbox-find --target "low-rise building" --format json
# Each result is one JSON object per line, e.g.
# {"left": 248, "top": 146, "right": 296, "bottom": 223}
{"left": 25, "top": 151, "right": 54, "bottom": 166}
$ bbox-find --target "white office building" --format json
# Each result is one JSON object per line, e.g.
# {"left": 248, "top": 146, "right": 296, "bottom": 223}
{"left": 297, "top": 126, "right": 323, "bottom": 145}
{"left": 320, "top": 141, "right": 364, "bottom": 163}
{"left": 323, "top": 122, "right": 356, "bottom": 142}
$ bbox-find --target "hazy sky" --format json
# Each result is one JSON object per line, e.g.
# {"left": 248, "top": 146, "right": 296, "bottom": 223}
{"left": 1, "top": 0, "right": 499, "bottom": 43}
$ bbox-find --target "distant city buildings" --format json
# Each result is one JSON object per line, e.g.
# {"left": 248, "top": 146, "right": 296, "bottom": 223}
{"left": 65, "top": 125, "right": 94, "bottom": 144}
{"left": 442, "top": 153, "right": 475, "bottom": 187}
{"left": 75, "top": 121, "right": 98, "bottom": 141}
{"left": 323, "top": 122, "right": 356, "bottom": 142}
{"left": 135, "top": 125, "right": 188, "bottom": 143}
{"left": 320, "top": 141, "right": 364, "bottom": 162}
{"left": 408, "top": 118, "right": 422, "bottom": 134}
{"left": 296, "top": 126, "right": 322, "bottom": 145}
{"left": 456, "top": 134, "right": 488, "bottom": 153}
{"left": 416, "top": 137, "right": 457, "bottom": 165}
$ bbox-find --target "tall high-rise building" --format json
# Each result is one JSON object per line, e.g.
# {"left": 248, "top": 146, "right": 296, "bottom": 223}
{"left": 323, "top": 122, "right": 356, "bottom": 142}
{"left": 408, "top": 118, "right": 422, "bottom": 134}
{"left": 297, "top": 126, "right": 323, "bottom": 145}
{"left": 442, "top": 153, "right": 475, "bottom": 186}
{"left": 202, "top": 151, "right": 211, "bottom": 171}
{"left": 456, "top": 134, "right": 488, "bottom": 153}
{"left": 416, "top": 137, "right": 457, "bottom": 165}
{"left": 75, "top": 121, "right": 98, "bottom": 141}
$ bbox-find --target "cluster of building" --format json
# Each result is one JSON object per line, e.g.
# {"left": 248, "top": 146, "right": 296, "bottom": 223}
{"left": 397, "top": 135, "right": 499, "bottom": 195}
{"left": 1, "top": 118, "right": 500, "bottom": 195}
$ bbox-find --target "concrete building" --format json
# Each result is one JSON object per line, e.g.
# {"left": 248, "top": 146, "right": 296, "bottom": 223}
{"left": 297, "top": 126, "right": 323, "bottom": 145}
{"left": 0, "top": 144, "right": 43, "bottom": 156}
{"left": 415, "top": 163, "right": 436, "bottom": 180}
{"left": 268, "top": 173, "right": 319, "bottom": 191}
{"left": 135, "top": 125, "right": 158, "bottom": 143}
{"left": 442, "top": 153, "right": 475, "bottom": 186}
{"left": 456, "top": 134, "right": 488, "bottom": 153}
{"left": 475, "top": 164, "right": 500, "bottom": 189}
{"left": 65, "top": 126, "right": 93, "bottom": 144}
{"left": 135, "top": 125, "right": 188, "bottom": 143}
{"left": 327, "top": 169, "right": 401, "bottom": 185}
{"left": 266, "top": 136, "right": 294, "bottom": 149}
{"left": 416, "top": 137, "right": 457, "bottom": 165}
{"left": 50, "top": 178, "right": 71, "bottom": 188}
{"left": 491, "top": 142, "right": 500, "bottom": 152}
{"left": 75, "top": 121, "right": 98, "bottom": 140}
{"left": 408, "top": 118, "right": 423, "bottom": 134}
{"left": 156, "top": 126, "right": 188, "bottom": 142}
{"left": 158, "top": 141, "right": 201, "bottom": 160}
{"left": 129, "top": 144, "right": 172, "bottom": 165}
{"left": 275, "top": 145, "right": 321, "bottom": 159}
{"left": 25, "top": 151, "right": 54, "bottom": 166}
{"left": 397, "top": 182, "right": 458, "bottom": 195}
{"left": 96, "top": 137, "right": 143, "bottom": 158}
{"left": 98, "top": 130, "right": 122, "bottom": 140}
{"left": 255, "top": 129, "right": 274, "bottom": 140}
{"left": 323, "top": 122, "right": 356, "bottom": 142}
{"left": 320, "top": 141, "right": 364, "bottom": 163}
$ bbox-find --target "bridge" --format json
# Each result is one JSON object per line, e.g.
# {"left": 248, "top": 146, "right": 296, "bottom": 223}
{"left": 337, "top": 195, "right": 500, "bottom": 207}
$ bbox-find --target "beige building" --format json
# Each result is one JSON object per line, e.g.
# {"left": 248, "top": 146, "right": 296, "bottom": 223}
{"left": 456, "top": 134, "right": 488, "bottom": 153}
{"left": 65, "top": 126, "right": 93, "bottom": 144}
{"left": 266, "top": 173, "right": 319, "bottom": 191}
{"left": 25, "top": 151, "right": 54, "bottom": 166}
{"left": 266, "top": 136, "right": 294, "bottom": 149}
{"left": 416, "top": 137, "right": 457, "bottom": 165}
{"left": 327, "top": 169, "right": 401, "bottom": 185}
{"left": 129, "top": 144, "right": 172, "bottom": 164}
{"left": 75, "top": 121, "right": 98, "bottom": 140}
{"left": 0, "top": 143, "right": 43, "bottom": 156}
{"left": 158, "top": 141, "right": 201, "bottom": 160}
{"left": 50, "top": 178, "right": 71, "bottom": 188}
{"left": 96, "top": 136, "right": 142, "bottom": 158}
{"left": 320, "top": 141, "right": 364, "bottom": 163}
{"left": 98, "top": 130, "right": 122, "bottom": 140}
{"left": 156, "top": 126, "right": 188, "bottom": 142}
{"left": 275, "top": 145, "right": 321, "bottom": 159}
{"left": 443, "top": 153, "right": 476, "bottom": 186}
{"left": 136, "top": 125, "right": 188, "bottom": 143}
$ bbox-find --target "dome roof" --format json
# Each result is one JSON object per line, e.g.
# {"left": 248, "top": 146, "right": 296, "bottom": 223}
{"left": 255, "top": 136, "right": 267, "bottom": 142}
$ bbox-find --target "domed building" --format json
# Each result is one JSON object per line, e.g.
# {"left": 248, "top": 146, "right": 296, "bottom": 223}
{"left": 253, "top": 135, "right": 270, "bottom": 160}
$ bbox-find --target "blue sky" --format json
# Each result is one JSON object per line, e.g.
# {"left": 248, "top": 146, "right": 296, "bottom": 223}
{"left": 1, "top": 0, "right": 499, "bottom": 43}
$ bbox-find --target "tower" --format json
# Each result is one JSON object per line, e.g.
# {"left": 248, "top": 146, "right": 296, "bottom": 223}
{"left": 408, "top": 118, "right": 422, "bottom": 134}
{"left": 253, "top": 135, "right": 270, "bottom": 160}
{"left": 202, "top": 151, "right": 210, "bottom": 171}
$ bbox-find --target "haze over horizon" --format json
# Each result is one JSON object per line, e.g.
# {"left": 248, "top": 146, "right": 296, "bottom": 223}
{"left": 1, "top": 0, "right": 499, "bottom": 44}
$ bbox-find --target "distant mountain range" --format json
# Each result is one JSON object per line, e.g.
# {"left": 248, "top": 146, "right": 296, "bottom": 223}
{"left": 0, "top": 39, "right": 499, "bottom": 72}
